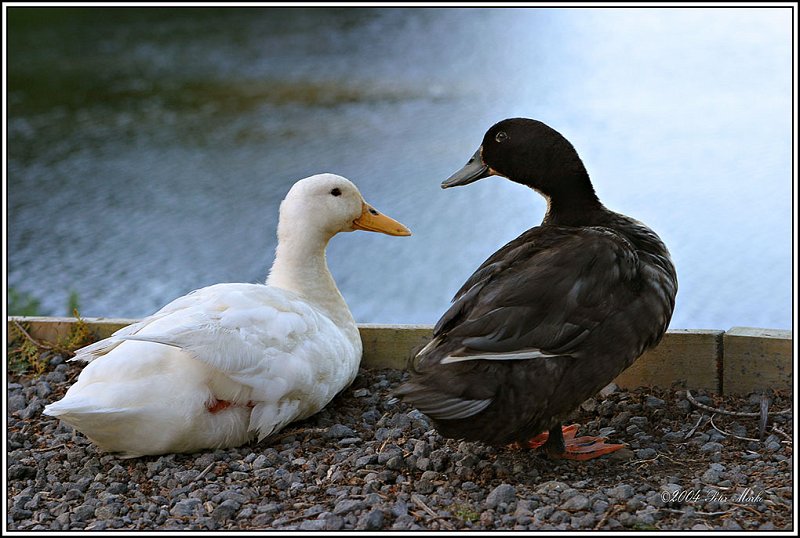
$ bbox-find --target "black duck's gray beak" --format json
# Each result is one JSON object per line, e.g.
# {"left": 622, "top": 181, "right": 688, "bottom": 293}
{"left": 441, "top": 148, "right": 491, "bottom": 189}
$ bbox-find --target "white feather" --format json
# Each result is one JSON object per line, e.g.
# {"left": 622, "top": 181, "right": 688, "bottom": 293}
{"left": 439, "top": 348, "right": 563, "bottom": 364}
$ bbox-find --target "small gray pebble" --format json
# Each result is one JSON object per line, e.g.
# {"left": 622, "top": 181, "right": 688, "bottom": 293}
{"left": 630, "top": 416, "right": 649, "bottom": 427}
{"left": 385, "top": 456, "right": 405, "bottom": 471}
{"left": 299, "top": 519, "right": 326, "bottom": 531}
{"left": 392, "top": 514, "right": 417, "bottom": 530}
{"left": 327, "top": 424, "right": 356, "bottom": 439}
{"left": 636, "top": 448, "right": 657, "bottom": 459}
{"left": 700, "top": 441, "right": 724, "bottom": 453}
{"left": 560, "top": 494, "right": 590, "bottom": 511}
{"left": 45, "top": 371, "right": 67, "bottom": 384}
{"left": 251, "top": 454, "right": 269, "bottom": 469}
{"left": 607, "top": 484, "right": 635, "bottom": 500}
{"left": 391, "top": 501, "right": 408, "bottom": 518}
{"left": 702, "top": 470, "right": 721, "bottom": 484}
{"left": 72, "top": 503, "right": 96, "bottom": 522}
{"left": 765, "top": 441, "right": 782, "bottom": 452}
{"left": 592, "top": 499, "right": 609, "bottom": 514}
{"left": 571, "top": 512, "right": 597, "bottom": 528}
{"left": 356, "top": 454, "right": 378, "bottom": 467}
{"left": 211, "top": 500, "right": 240, "bottom": 521}
{"left": 36, "top": 381, "right": 53, "bottom": 399}
{"left": 361, "top": 409, "right": 381, "bottom": 424}
{"left": 19, "top": 400, "right": 44, "bottom": 420}
{"left": 333, "top": 498, "right": 365, "bottom": 516}
{"left": 360, "top": 509, "right": 384, "bottom": 530}
{"left": 8, "top": 465, "right": 37, "bottom": 480}
{"left": 645, "top": 396, "right": 666, "bottom": 408}
{"left": 324, "top": 515, "right": 345, "bottom": 530}
{"left": 9, "top": 394, "right": 27, "bottom": 413}
{"left": 486, "top": 484, "right": 516, "bottom": 508}
{"left": 533, "top": 505, "right": 555, "bottom": 521}
{"left": 416, "top": 480, "right": 434, "bottom": 494}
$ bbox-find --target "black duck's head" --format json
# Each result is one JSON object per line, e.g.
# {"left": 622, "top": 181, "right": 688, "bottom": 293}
{"left": 442, "top": 118, "right": 596, "bottom": 203}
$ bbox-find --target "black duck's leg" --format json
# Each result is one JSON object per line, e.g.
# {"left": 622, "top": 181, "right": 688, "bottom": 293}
{"left": 541, "top": 424, "right": 566, "bottom": 457}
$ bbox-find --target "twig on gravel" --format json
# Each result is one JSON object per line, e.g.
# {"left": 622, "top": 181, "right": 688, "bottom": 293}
{"left": 661, "top": 507, "right": 734, "bottom": 517}
{"left": 279, "top": 512, "right": 318, "bottom": 525}
{"left": 684, "top": 413, "right": 707, "bottom": 440}
{"left": 195, "top": 461, "right": 217, "bottom": 481}
{"left": 32, "top": 443, "right": 67, "bottom": 453}
{"left": 758, "top": 395, "right": 770, "bottom": 439}
{"left": 771, "top": 424, "right": 792, "bottom": 444}
{"left": 627, "top": 453, "right": 662, "bottom": 467}
{"left": 708, "top": 414, "right": 761, "bottom": 442}
{"left": 412, "top": 494, "right": 454, "bottom": 530}
{"left": 12, "top": 320, "right": 57, "bottom": 351}
{"left": 697, "top": 509, "right": 736, "bottom": 517}
{"left": 274, "top": 427, "right": 328, "bottom": 443}
{"left": 626, "top": 451, "right": 685, "bottom": 468}
{"left": 685, "top": 390, "right": 792, "bottom": 417}
{"left": 732, "top": 503, "right": 764, "bottom": 517}
{"left": 594, "top": 504, "right": 622, "bottom": 530}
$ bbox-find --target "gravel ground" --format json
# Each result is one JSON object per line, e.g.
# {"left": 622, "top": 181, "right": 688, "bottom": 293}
{"left": 6, "top": 353, "right": 794, "bottom": 531}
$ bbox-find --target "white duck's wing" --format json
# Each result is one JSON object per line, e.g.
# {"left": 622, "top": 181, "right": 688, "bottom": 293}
{"left": 72, "top": 287, "right": 216, "bottom": 363}
{"left": 113, "top": 283, "right": 360, "bottom": 440}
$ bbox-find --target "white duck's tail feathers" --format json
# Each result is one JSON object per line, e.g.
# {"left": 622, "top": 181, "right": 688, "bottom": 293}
{"left": 43, "top": 398, "right": 133, "bottom": 417}
{"left": 70, "top": 317, "right": 159, "bottom": 362}
{"left": 118, "top": 334, "right": 184, "bottom": 349}
{"left": 69, "top": 338, "right": 125, "bottom": 363}
{"left": 249, "top": 401, "right": 301, "bottom": 442}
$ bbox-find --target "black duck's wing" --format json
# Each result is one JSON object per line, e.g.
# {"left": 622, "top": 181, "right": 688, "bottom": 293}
{"left": 397, "top": 225, "right": 647, "bottom": 425}
{"left": 426, "top": 226, "right": 642, "bottom": 365}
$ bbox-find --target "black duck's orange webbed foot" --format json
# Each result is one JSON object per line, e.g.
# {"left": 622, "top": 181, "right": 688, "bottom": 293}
{"left": 525, "top": 424, "right": 579, "bottom": 450}
{"left": 557, "top": 436, "right": 626, "bottom": 461}
{"left": 524, "top": 424, "right": 625, "bottom": 461}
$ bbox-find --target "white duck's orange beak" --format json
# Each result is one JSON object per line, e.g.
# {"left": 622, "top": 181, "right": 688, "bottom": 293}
{"left": 353, "top": 201, "right": 411, "bottom": 236}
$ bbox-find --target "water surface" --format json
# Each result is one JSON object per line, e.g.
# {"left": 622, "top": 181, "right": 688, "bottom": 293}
{"left": 6, "top": 7, "right": 794, "bottom": 330}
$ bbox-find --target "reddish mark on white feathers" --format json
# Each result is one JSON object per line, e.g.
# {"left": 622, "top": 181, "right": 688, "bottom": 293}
{"left": 206, "top": 399, "right": 255, "bottom": 413}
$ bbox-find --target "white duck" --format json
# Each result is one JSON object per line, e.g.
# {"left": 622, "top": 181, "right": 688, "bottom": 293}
{"left": 43, "top": 173, "right": 410, "bottom": 458}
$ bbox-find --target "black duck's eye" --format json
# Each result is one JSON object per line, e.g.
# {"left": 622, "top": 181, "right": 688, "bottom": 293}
{"left": 495, "top": 131, "right": 509, "bottom": 143}
{"left": 330, "top": 188, "right": 342, "bottom": 197}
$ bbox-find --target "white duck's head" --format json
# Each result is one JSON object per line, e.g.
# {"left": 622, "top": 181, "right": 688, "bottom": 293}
{"left": 277, "top": 173, "right": 411, "bottom": 241}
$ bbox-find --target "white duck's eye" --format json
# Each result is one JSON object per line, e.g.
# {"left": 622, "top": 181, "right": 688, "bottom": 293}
{"left": 495, "top": 131, "right": 509, "bottom": 143}
{"left": 330, "top": 188, "right": 342, "bottom": 197}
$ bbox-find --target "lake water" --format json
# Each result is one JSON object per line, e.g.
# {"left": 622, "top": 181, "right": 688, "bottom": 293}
{"left": 6, "top": 7, "right": 794, "bottom": 330}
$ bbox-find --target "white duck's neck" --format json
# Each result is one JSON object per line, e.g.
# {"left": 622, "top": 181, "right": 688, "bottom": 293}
{"left": 266, "top": 229, "right": 357, "bottom": 332}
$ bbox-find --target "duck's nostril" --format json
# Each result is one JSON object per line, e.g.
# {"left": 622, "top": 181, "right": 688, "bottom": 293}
{"left": 369, "top": 208, "right": 379, "bottom": 216}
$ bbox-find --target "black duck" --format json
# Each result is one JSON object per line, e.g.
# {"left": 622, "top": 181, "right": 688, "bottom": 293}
{"left": 395, "top": 118, "right": 678, "bottom": 459}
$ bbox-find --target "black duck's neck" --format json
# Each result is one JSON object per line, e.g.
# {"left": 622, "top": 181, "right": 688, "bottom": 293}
{"left": 537, "top": 169, "right": 605, "bottom": 227}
